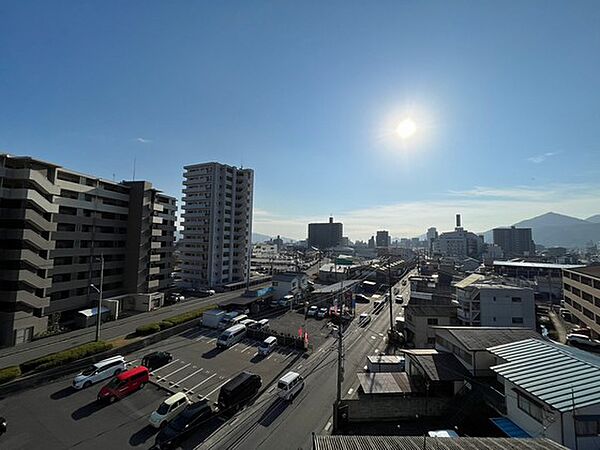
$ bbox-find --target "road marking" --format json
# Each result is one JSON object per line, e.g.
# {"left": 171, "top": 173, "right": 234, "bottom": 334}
{"left": 207, "top": 338, "right": 217, "bottom": 344}
{"left": 187, "top": 373, "right": 217, "bottom": 394}
{"left": 126, "top": 358, "right": 140, "bottom": 366}
{"left": 163, "top": 363, "right": 191, "bottom": 380}
{"left": 173, "top": 368, "right": 204, "bottom": 387}
{"left": 151, "top": 359, "right": 179, "bottom": 374}
{"left": 266, "top": 353, "right": 274, "bottom": 360}
{"left": 347, "top": 388, "right": 354, "bottom": 395}
{"left": 378, "top": 333, "right": 384, "bottom": 337}
{"left": 371, "top": 336, "right": 376, "bottom": 340}
{"left": 324, "top": 421, "right": 332, "bottom": 431}
{"left": 230, "top": 343, "right": 240, "bottom": 351}
{"left": 240, "top": 345, "right": 253, "bottom": 353}
{"left": 203, "top": 378, "right": 232, "bottom": 398}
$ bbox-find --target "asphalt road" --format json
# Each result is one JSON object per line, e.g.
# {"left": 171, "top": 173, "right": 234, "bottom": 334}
{"left": 197, "top": 271, "right": 414, "bottom": 450}
{"left": 0, "top": 285, "right": 268, "bottom": 368}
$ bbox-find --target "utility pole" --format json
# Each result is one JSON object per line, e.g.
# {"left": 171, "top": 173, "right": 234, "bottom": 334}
{"left": 91, "top": 254, "right": 104, "bottom": 342}
{"left": 334, "top": 265, "right": 345, "bottom": 430}
{"left": 388, "top": 260, "right": 394, "bottom": 334}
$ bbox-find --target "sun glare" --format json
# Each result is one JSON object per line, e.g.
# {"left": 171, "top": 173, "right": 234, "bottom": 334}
{"left": 396, "top": 118, "right": 417, "bottom": 139}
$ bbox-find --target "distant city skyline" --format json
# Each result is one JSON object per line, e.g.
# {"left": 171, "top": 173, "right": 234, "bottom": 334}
{"left": 2, "top": 2, "right": 599, "bottom": 241}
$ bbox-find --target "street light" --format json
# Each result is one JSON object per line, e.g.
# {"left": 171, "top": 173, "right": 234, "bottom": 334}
{"left": 90, "top": 254, "right": 104, "bottom": 342}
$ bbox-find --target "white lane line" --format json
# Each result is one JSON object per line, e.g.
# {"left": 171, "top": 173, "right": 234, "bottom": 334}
{"left": 296, "top": 364, "right": 303, "bottom": 370}
{"left": 240, "top": 345, "right": 253, "bottom": 353}
{"left": 207, "top": 338, "right": 217, "bottom": 344}
{"left": 201, "top": 378, "right": 231, "bottom": 399}
{"left": 187, "top": 373, "right": 217, "bottom": 394}
{"left": 324, "top": 421, "right": 332, "bottom": 431}
{"left": 151, "top": 359, "right": 180, "bottom": 375}
{"left": 126, "top": 358, "right": 140, "bottom": 366}
{"left": 162, "top": 363, "right": 191, "bottom": 380}
{"left": 266, "top": 353, "right": 274, "bottom": 360}
{"left": 230, "top": 343, "right": 240, "bottom": 351}
{"left": 173, "top": 368, "right": 204, "bottom": 387}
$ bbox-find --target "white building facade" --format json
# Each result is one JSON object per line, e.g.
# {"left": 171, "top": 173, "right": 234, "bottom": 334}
{"left": 181, "top": 162, "right": 254, "bottom": 288}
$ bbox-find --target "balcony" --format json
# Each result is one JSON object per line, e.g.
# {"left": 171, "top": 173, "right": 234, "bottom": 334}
{"left": 152, "top": 216, "right": 163, "bottom": 225}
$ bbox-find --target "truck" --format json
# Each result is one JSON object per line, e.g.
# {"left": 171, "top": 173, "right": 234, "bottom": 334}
{"left": 202, "top": 309, "right": 226, "bottom": 329}
{"left": 366, "top": 355, "right": 405, "bottom": 373}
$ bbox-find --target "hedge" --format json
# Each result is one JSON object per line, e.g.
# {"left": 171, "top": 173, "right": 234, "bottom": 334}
{"left": 0, "top": 366, "right": 21, "bottom": 384}
{"left": 135, "top": 305, "right": 215, "bottom": 336}
{"left": 20, "top": 341, "right": 113, "bottom": 373}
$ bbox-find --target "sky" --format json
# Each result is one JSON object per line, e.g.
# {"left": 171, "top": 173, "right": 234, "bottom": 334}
{"left": 1, "top": 1, "right": 600, "bottom": 241}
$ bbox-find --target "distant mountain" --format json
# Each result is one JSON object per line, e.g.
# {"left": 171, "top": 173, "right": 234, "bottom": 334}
{"left": 252, "top": 232, "right": 296, "bottom": 243}
{"left": 483, "top": 212, "right": 600, "bottom": 248}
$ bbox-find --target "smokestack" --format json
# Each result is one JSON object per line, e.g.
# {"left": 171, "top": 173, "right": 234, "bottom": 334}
{"left": 329, "top": 216, "right": 333, "bottom": 224}
{"left": 456, "top": 214, "right": 461, "bottom": 228}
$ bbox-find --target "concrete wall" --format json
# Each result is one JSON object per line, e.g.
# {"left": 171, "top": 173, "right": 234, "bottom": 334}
{"left": 344, "top": 396, "right": 453, "bottom": 422}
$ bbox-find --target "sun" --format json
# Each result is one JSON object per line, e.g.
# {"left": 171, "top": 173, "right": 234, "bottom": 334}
{"left": 396, "top": 118, "right": 417, "bottom": 139}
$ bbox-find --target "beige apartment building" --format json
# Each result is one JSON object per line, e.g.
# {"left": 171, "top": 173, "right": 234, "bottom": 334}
{"left": 0, "top": 154, "right": 176, "bottom": 346}
{"left": 562, "top": 265, "right": 600, "bottom": 339}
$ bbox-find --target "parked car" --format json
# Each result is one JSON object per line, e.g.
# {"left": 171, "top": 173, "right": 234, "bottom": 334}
{"left": 149, "top": 392, "right": 192, "bottom": 428}
{"left": 358, "top": 313, "right": 371, "bottom": 326}
{"left": 258, "top": 336, "right": 277, "bottom": 356}
{"left": 97, "top": 366, "right": 149, "bottom": 403}
{"left": 248, "top": 318, "right": 269, "bottom": 330}
{"left": 317, "top": 307, "right": 328, "bottom": 319}
{"left": 73, "top": 355, "right": 126, "bottom": 389}
{"left": 154, "top": 401, "right": 213, "bottom": 449}
{"left": 307, "top": 305, "right": 318, "bottom": 317}
{"left": 395, "top": 294, "right": 403, "bottom": 304}
{"left": 277, "top": 371, "right": 304, "bottom": 401}
{"left": 239, "top": 318, "right": 257, "bottom": 328}
{"left": 142, "top": 351, "right": 173, "bottom": 371}
{"left": 217, "top": 324, "right": 247, "bottom": 349}
{"left": 217, "top": 372, "right": 262, "bottom": 416}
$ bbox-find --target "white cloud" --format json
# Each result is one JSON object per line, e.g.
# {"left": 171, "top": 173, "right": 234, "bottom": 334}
{"left": 527, "top": 151, "right": 559, "bottom": 164}
{"left": 252, "top": 182, "right": 600, "bottom": 241}
{"left": 135, "top": 137, "right": 152, "bottom": 143}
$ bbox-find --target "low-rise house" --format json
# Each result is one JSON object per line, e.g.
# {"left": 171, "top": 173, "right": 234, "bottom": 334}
{"left": 404, "top": 303, "right": 458, "bottom": 348}
{"left": 488, "top": 338, "right": 600, "bottom": 450}
{"left": 271, "top": 272, "right": 308, "bottom": 299}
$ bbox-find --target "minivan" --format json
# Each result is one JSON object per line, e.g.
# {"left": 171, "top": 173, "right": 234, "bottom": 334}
{"left": 229, "top": 314, "right": 248, "bottom": 327}
{"left": 97, "top": 366, "right": 149, "bottom": 403}
{"left": 154, "top": 400, "right": 213, "bottom": 449}
{"left": 149, "top": 392, "right": 192, "bottom": 428}
{"left": 142, "top": 351, "right": 173, "bottom": 371}
{"left": 258, "top": 336, "right": 277, "bottom": 356}
{"left": 73, "top": 355, "right": 126, "bottom": 389}
{"left": 277, "top": 371, "right": 304, "bottom": 401}
{"left": 217, "top": 372, "right": 262, "bottom": 416}
{"left": 217, "top": 324, "right": 247, "bottom": 349}
{"left": 218, "top": 311, "right": 240, "bottom": 329}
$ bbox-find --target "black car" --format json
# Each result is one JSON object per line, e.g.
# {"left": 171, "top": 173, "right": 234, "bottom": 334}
{"left": 217, "top": 371, "right": 262, "bottom": 416}
{"left": 154, "top": 401, "right": 213, "bottom": 449}
{"left": 142, "top": 351, "right": 173, "bottom": 371}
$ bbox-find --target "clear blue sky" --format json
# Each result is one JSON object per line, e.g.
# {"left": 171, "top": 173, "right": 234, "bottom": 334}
{"left": 2, "top": 1, "right": 599, "bottom": 239}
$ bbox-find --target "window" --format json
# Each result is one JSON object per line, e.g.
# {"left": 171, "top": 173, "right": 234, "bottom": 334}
{"left": 575, "top": 417, "right": 600, "bottom": 436}
{"left": 512, "top": 317, "right": 524, "bottom": 324}
{"left": 517, "top": 391, "right": 543, "bottom": 422}
{"left": 427, "top": 318, "right": 439, "bottom": 325}
{"left": 511, "top": 297, "right": 522, "bottom": 303}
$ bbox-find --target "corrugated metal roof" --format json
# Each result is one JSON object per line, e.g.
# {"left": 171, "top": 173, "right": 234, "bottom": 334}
{"left": 454, "top": 273, "right": 485, "bottom": 289}
{"left": 312, "top": 435, "right": 567, "bottom": 450}
{"left": 492, "top": 261, "right": 583, "bottom": 270}
{"left": 357, "top": 372, "right": 414, "bottom": 395}
{"left": 433, "top": 327, "right": 541, "bottom": 351}
{"left": 489, "top": 338, "right": 600, "bottom": 412}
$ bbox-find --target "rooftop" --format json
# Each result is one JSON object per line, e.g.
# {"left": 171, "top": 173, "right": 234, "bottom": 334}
{"left": 492, "top": 260, "right": 584, "bottom": 270}
{"left": 312, "top": 435, "right": 566, "bottom": 450}
{"left": 404, "top": 303, "right": 457, "bottom": 317}
{"left": 272, "top": 272, "right": 307, "bottom": 282}
{"left": 403, "top": 350, "right": 470, "bottom": 381}
{"left": 357, "top": 372, "right": 415, "bottom": 395}
{"left": 312, "top": 280, "right": 361, "bottom": 294}
{"left": 567, "top": 265, "right": 600, "bottom": 278}
{"left": 433, "top": 327, "right": 540, "bottom": 351}
{"left": 489, "top": 338, "right": 600, "bottom": 412}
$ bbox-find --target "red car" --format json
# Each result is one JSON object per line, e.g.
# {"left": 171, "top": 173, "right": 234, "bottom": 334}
{"left": 97, "top": 366, "right": 149, "bottom": 403}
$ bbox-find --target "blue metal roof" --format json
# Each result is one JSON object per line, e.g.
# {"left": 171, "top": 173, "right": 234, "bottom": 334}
{"left": 491, "top": 417, "right": 531, "bottom": 438}
{"left": 489, "top": 338, "right": 600, "bottom": 412}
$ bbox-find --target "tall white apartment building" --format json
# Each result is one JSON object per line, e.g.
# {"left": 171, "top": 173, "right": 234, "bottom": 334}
{"left": 181, "top": 162, "right": 254, "bottom": 288}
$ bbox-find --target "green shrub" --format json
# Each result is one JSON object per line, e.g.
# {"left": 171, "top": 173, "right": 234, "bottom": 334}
{"left": 0, "top": 366, "right": 21, "bottom": 384}
{"left": 20, "top": 341, "right": 113, "bottom": 373}
{"left": 159, "top": 320, "right": 174, "bottom": 330}
{"left": 135, "top": 323, "right": 161, "bottom": 336}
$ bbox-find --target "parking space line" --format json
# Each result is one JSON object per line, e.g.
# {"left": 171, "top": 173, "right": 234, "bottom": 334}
{"left": 207, "top": 338, "right": 217, "bottom": 344}
{"left": 201, "top": 378, "right": 231, "bottom": 399}
{"left": 324, "top": 420, "right": 332, "bottom": 432}
{"left": 126, "top": 358, "right": 140, "bottom": 366}
{"left": 151, "top": 359, "right": 180, "bottom": 374}
{"left": 240, "top": 345, "right": 254, "bottom": 353}
{"left": 161, "top": 363, "right": 191, "bottom": 380}
{"left": 230, "top": 343, "right": 241, "bottom": 351}
{"left": 173, "top": 368, "right": 204, "bottom": 387}
{"left": 187, "top": 373, "right": 217, "bottom": 394}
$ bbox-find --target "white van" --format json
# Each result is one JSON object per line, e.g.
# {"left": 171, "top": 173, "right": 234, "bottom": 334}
{"left": 230, "top": 314, "right": 248, "bottom": 327}
{"left": 277, "top": 371, "right": 304, "bottom": 401}
{"left": 148, "top": 392, "right": 191, "bottom": 428}
{"left": 217, "top": 324, "right": 247, "bottom": 349}
{"left": 72, "top": 355, "right": 126, "bottom": 389}
{"left": 218, "top": 311, "right": 240, "bottom": 329}
{"left": 258, "top": 336, "right": 277, "bottom": 356}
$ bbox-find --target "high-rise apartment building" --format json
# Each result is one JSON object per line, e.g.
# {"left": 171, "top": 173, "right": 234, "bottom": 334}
{"left": 307, "top": 217, "right": 343, "bottom": 249}
{"left": 0, "top": 154, "right": 176, "bottom": 346}
{"left": 181, "top": 162, "right": 254, "bottom": 288}
{"left": 375, "top": 230, "right": 390, "bottom": 248}
{"left": 493, "top": 226, "right": 535, "bottom": 257}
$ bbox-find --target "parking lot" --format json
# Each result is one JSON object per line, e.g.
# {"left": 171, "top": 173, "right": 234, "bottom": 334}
{"left": 0, "top": 326, "right": 303, "bottom": 450}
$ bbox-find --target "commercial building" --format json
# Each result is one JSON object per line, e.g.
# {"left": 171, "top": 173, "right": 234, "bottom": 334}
{"left": 562, "top": 265, "right": 600, "bottom": 339}
{"left": 180, "top": 162, "right": 254, "bottom": 289}
{"left": 0, "top": 154, "right": 176, "bottom": 346}
{"left": 493, "top": 226, "right": 535, "bottom": 257}
{"left": 404, "top": 303, "right": 458, "bottom": 348}
{"left": 433, "top": 214, "right": 484, "bottom": 259}
{"left": 375, "top": 230, "right": 390, "bottom": 248}
{"left": 492, "top": 260, "right": 584, "bottom": 302}
{"left": 455, "top": 274, "right": 536, "bottom": 329}
{"left": 489, "top": 338, "right": 600, "bottom": 450}
{"left": 308, "top": 217, "right": 343, "bottom": 249}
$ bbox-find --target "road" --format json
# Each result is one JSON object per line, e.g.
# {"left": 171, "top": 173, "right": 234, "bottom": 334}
{"left": 0, "top": 286, "right": 268, "bottom": 368}
{"left": 197, "top": 271, "right": 413, "bottom": 450}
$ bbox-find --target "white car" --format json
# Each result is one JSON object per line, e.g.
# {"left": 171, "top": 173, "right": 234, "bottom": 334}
{"left": 277, "top": 371, "right": 304, "bottom": 401}
{"left": 149, "top": 392, "right": 191, "bottom": 428}
{"left": 359, "top": 313, "right": 371, "bottom": 326}
{"left": 72, "top": 355, "right": 125, "bottom": 389}
{"left": 307, "top": 306, "right": 318, "bottom": 317}
{"left": 317, "top": 307, "right": 328, "bottom": 319}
